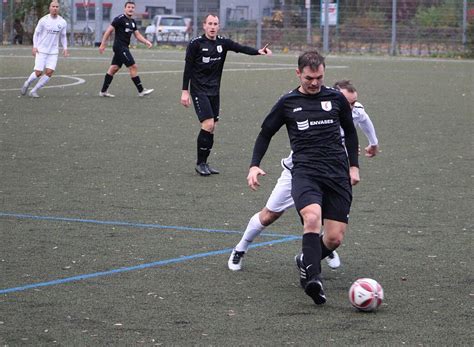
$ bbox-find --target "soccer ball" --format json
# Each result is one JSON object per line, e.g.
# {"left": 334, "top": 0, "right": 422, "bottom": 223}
{"left": 349, "top": 278, "right": 384, "bottom": 312}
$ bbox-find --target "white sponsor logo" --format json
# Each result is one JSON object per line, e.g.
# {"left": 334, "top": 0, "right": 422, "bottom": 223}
{"left": 293, "top": 107, "right": 302, "bottom": 113}
{"left": 202, "top": 48, "right": 209, "bottom": 51}
{"left": 310, "top": 119, "right": 334, "bottom": 125}
{"left": 217, "top": 45, "right": 223, "bottom": 53}
{"left": 296, "top": 120, "right": 309, "bottom": 130}
{"left": 321, "top": 101, "right": 332, "bottom": 111}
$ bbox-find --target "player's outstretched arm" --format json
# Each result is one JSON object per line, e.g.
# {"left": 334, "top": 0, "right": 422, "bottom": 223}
{"left": 247, "top": 166, "right": 266, "bottom": 191}
{"left": 258, "top": 43, "right": 272, "bottom": 55}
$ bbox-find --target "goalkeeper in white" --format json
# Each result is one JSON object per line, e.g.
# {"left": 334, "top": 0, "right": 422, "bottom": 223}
{"left": 228, "top": 80, "right": 379, "bottom": 271}
{"left": 21, "top": 1, "right": 69, "bottom": 98}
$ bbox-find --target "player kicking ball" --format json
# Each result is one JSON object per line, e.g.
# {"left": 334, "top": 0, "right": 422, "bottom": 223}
{"left": 228, "top": 80, "right": 379, "bottom": 273}
{"left": 98, "top": 1, "right": 153, "bottom": 97}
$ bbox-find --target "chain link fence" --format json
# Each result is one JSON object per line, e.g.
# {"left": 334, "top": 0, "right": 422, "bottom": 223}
{"left": 2, "top": 0, "right": 473, "bottom": 57}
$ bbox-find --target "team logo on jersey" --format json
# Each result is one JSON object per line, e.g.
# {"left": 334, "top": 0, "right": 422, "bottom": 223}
{"left": 321, "top": 101, "right": 332, "bottom": 111}
{"left": 202, "top": 57, "right": 210, "bottom": 63}
{"left": 217, "top": 45, "right": 223, "bottom": 53}
{"left": 296, "top": 120, "right": 309, "bottom": 131}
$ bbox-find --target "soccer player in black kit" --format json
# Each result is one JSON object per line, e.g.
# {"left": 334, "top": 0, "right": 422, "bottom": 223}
{"left": 247, "top": 51, "right": 360, "bottom": 305}
{"left": 98, "top": 1, "right": 153, "bottom": 97}
{"left": 180, "top": 13, "right": 272, "bottom": 176}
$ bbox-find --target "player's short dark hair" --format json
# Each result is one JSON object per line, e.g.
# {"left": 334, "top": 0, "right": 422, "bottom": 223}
{"left": 124, "top": 1, "right": 135, "bottom": 7}
{"left": 298, "top": 51, "right": 325, "bottom": 71}
{"left": 333, "top": 80, "right": 357, "bottom": 92}
{"left": 203, "top": 13, "right": 219, "bottom": 23}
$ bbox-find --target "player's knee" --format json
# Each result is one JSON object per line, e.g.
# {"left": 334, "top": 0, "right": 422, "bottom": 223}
{"left": 325, "top": 235, "right": 342, "bottom": 249}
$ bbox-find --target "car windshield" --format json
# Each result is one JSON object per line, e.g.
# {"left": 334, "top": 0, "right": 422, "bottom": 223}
{"left": 160, "top": 18, "right": 186, "bottom": 26}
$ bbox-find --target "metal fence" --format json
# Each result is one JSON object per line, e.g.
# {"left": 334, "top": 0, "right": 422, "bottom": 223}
{"left": 1, "top": 0, "right": 473, "bottom": 57}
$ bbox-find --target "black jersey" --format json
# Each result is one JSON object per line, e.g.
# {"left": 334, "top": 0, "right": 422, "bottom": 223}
{"left": 111, "top": 14, "right": 137, "bottom": 50}
{"left": 182, "top": 35, "right": 259, "bottom": 95}
{"left": 251, "top": 86, "right": 359, "bottom": 180}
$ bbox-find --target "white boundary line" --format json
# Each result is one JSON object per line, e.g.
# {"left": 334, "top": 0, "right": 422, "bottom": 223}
{"left": 0, "top": 75, "right": 86, "bottom": 92}
{"left": 0, "top": 66, "right": 347, "bottom": 92}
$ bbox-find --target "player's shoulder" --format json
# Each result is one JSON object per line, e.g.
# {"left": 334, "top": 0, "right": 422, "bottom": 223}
{"left": 38, "top": 14, "right": 50, "bottom": 23}
{"left": 322, "top": 85, "right": 344, "bottom": 98}
{"left": 353, "top": 101, "right": 364, "bottom": 109}
{"left": 189, "top": 35, "right": 204, "bottom": 44}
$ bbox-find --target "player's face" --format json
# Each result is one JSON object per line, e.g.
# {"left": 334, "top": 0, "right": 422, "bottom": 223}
{"left": 340, "top": 89, "right": 358, "bottom": 109}
{"left": 296, "top": 65, "right": 325, "bottom": 95}
{"left": 203, "top": 15, "right": 220, "bottom": 40}
{"left": 49, "top": 2, "right": 60, "bottom": 16}
{"left": 124, "top": 3, "right": 135, "bottom": 17}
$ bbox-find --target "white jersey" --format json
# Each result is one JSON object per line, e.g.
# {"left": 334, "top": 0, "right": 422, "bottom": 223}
{"left": 33, "top": 14, "right": 68, "bottom": 54}
{"left": 281, "top": 101, "right": 378, "bottom": 170}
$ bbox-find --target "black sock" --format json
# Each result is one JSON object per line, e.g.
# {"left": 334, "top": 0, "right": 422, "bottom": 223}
{"left": 320, "top": 234, "right": 334, "bottom": 260}
{"left": 302, "top": 233, "right": 322, "bottom": 279}
{"left": 197, "top": 129, "right": 213, "bottom": 164}
{"left": 101, "top": 73, "right": 113, "bottom": 92}
{"left": 132, "top": 76, "right": 143, "bottom": 93}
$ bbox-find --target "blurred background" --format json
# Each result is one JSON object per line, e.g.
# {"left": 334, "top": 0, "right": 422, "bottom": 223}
{"left": 1, "top": 0, "right": 473, "bottom": 57}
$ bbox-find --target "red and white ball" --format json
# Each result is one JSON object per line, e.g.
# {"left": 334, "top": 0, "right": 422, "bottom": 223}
{"left": 349, "top": 278, "right": 384, "bottom": 312}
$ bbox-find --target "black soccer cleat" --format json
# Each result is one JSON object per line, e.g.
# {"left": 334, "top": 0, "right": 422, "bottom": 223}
{"left": 295, "top": 253, "right": 308, "bottom": 288}
{"left": 205, "top": 163, "right": 219, "bottom": 174}
{"left": 304, "top": 276, "right": 327, "bottom": 305}
{"left": 195, "top": 163, "right": 211, "bottom": 176}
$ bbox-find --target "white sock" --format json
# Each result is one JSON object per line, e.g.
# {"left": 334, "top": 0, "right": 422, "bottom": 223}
{"left": 31, "top": 75, "right": 50, "bottom": 92}
{"left": 235, "top": 212, "right": 265, "bottom": 252}
{"left": 25, "top": 72, "right": 39, "bottom": 86}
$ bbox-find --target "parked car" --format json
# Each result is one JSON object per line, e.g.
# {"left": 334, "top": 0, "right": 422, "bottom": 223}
{"left": 145, "top": 15, "right": 189, "bottom": 43}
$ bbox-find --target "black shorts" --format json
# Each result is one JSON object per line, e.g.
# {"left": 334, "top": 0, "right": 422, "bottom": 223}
{"left": 291, "top": 173, "right": 352, "bottom": 224}
{"left": 191, "top": 93, "right": 220, "bottom": 122}
{"left": 111, "top": 47, "right": 135, "bottom": 68}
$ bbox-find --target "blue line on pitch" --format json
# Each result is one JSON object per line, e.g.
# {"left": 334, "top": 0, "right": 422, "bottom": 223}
{"left": 0, "top": 236, "right": 300, "bottom": 294}
{"left": 0, "top": 211, "right": 294, "bottom": 238}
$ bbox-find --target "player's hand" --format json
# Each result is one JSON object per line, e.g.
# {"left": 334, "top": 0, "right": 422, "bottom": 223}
{"left": 63, "top": 49, "right": 69, "bottom": 57}
{"left": 258, "top": 43, "right": 272, "bottom": 56}
{"left": 145, "top": 40, "right": 152, "bottom": 49}
{"left": 247, "top": 166, "right": 266, "bottom": 191}
{"left": 180, "top": 90, "right": 191, "bottom": 107}
{"left": 350, "top": 166, "right": 360, "bottom": 186}
{"left": 32, "top": 47, "right": 38, "bottom": 56}
{"left": 99, "top": 44, "right": 106, "bottom": 54}
{"left": 365, "top": 144, "right": 379, "bottom": 157}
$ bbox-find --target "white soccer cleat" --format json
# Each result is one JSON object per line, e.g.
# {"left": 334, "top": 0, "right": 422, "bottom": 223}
{"left": 228, "top": 249, "right": 245, "bottom": 271}
{"left": 99, "top": 91, "right": 115, "bottom": 98}
{"left": 21, "top": 82, "right": 30, "bottom": 95}
{"left": 325, "top": 250, "right": 341, "bottom": 269}
{"left": 29, "top": 91, "right": 40, "bottom": 98}
{"left": 138, "top": 88, "right": 154, "bottom": 97}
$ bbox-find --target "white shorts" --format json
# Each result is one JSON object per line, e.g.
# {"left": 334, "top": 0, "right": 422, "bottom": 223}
{"left": 34, "top": 52, "right": 58, "bottom": 71}
{"left": 265, "top": 168, "right": 295, "bottom": 213}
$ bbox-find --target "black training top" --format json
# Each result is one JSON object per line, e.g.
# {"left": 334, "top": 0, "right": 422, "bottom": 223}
{"left": 182, "top": 35, "right": 260, "bottom": 95}
{"left": 251, "top": 86, "right": 359, "bottom": 179}
{"left": 111, "top": 14, "right": 137, "bottom": 50}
